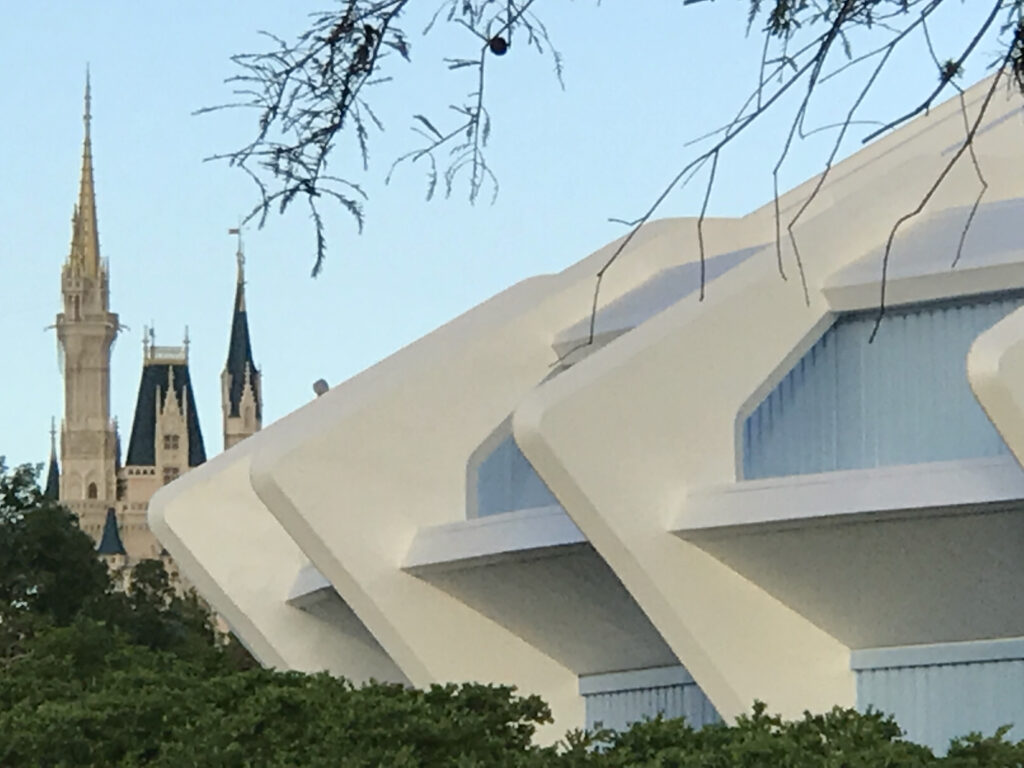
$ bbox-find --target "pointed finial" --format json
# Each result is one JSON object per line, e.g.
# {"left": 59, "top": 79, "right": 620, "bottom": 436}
{"left": 49, "top": 416, "right": 57, "bottom": 453}
{"left": 68, "top": 66, "right": 101, "bottom": 277}
{"left": 229, "top": 225, "right": 247, "bottom": 313}
{"left": 183, "top": 325, "right": 190, "bottom": 361}
{"left": 142, "top": 323, "right": 150, "bottom": 359}
{"left": 229, "top": 225, "right": 244, "bottom": 283}
{"left": 84, "top": 65, "right": 92, "bottom": 135}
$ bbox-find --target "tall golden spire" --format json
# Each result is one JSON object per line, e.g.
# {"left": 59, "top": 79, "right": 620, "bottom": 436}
{"left": 69, "top": 67, "right": 101, "bottom": 276}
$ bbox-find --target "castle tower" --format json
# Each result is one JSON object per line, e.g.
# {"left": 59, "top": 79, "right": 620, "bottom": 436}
{"left": 222, "top": 235, "right": 262, "bottom": 450}
{"left": 121, "top": 332, "right": 207, "bottom": 560}
{"left": 55, "top": 72, "right": 119, "bottom": 543}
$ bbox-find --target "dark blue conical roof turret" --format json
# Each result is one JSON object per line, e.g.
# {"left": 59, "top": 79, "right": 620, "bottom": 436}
{"left": 225, "top": 243, "right": 260, "bottom": 420}
{"left": 43, "top": 418, "right": 60, "bottom": 501}
{"left": 96, "top": 507, "right": 126, "bottom": 556}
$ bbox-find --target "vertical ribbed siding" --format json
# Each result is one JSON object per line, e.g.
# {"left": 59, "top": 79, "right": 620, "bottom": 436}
{"left": 744, "top": 294, "right": 1023, "bottom": 479}
{"left": 584, "top": 681, "right": 720, "bottom": 733}
{"left": 476, "top": 433, "right": 560, "bottom": 516}
{"left": 857, "top": 660, "right": 1024, "bottom": 754}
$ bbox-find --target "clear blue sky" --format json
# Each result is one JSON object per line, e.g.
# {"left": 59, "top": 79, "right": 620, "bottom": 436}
{"left": 0, "top": 2, "right": 1005, "bottom": 469}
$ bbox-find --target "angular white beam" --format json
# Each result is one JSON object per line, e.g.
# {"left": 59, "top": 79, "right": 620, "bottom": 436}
{"left": 247, "top": 275, "right": 588, "bottom": 735}
{"left": 514, "top": 246, "right": 855, "bottom": 720}
{"left": 149, "top": 440, "right": 405, "bottom": 682}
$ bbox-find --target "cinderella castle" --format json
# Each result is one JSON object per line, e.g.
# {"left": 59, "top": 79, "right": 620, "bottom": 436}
{"left": 43, "top": 75, "right": 262, "bottom": 573}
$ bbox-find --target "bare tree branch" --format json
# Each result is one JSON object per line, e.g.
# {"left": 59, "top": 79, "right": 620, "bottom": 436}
{"left": 870, "top": 46, "right": 1015, "bottom": 341}
{"left": 202, "top": 0, "right": 557, "bottom": 275}
{"left": 208, "top": 0, "right": 1024, "bottom": 348}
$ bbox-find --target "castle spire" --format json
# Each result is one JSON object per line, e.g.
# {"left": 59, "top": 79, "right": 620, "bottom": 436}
{"left": 69, "top": 68, "right": 101, "bottom": 276}
{"left": 225, "top": 231, "right": 257, "bottom": 397}
{"left": 44, "top": 417, "right": 60, "bottom": 501}
{"left": 222, "top": 229, "right": 262, "bottom": 450}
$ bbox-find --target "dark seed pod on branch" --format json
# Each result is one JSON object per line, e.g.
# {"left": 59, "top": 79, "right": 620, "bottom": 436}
{"left": 488, "top": 36, "right": 508, "bottom": 56}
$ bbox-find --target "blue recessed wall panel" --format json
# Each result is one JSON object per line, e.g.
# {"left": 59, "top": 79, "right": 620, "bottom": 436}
{"left": 743, "top": 293, "right": 1024, "bottom": 479}
{"left": 854, "top": 639, "right": 1024, "bottom": 754}
{"left": 475, "top": 432, "right": 560, "bottom": 517}
{"left": 580, "top": 666, "right": 721, "bottom": 733}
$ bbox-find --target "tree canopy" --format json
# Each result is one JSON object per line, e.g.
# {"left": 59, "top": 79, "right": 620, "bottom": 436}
{"left": 4, "top": 458, "right": 1024, "bottom": 764}
{"left": 0, "top": 459, "right": 245, "bottom": 667}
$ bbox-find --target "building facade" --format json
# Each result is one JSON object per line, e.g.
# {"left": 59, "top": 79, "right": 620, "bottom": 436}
{"left": 151, "top": 74, "right": 1024, "bottom": 752}
{"left": 48, "top": 75, "right": 262, "bottom": 574}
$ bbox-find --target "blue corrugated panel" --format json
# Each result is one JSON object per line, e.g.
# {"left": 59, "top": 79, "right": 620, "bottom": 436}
{"left": 857, "top": 658, "right": 1024, "bottom": 754}
{"left": 476, "top": 433, "right": 560, "bottom": 517}
{"left": 581, "top": 667, "right": 721, "bottom": 732}
{"left": 744, "top": 293, "right": 1024, "bottom": 479}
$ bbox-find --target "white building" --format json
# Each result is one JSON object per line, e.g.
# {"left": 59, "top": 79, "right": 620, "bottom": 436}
{"left": 151, "top": 75, "right": 1024, "bottom": 751}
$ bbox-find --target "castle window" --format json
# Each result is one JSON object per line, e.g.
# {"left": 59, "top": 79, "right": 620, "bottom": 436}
{"left": 87, "top": 482, "right": 98, "bottom": 499}
{"left": 162, "top": 467, "right": 180, "bottom": 485}
{"left": 163, "top": 434, "right": 180, "bottom": 451}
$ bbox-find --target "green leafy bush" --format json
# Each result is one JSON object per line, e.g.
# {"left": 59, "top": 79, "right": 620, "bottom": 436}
{"left": 0, "top": 634, "right": 558, "bottom": 766}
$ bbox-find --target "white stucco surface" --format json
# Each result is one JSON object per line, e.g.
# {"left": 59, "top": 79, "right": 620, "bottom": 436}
{"left": 403, "top": 505, "right": 583, "bottom": 570}
{"left": 825, "top": 198, "right": 1024, "bottom": 310}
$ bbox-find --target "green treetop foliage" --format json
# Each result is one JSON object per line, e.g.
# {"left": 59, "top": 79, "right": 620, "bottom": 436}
{"left": 0, "top": 633, "right": 559, "bottom": 767}
{"left": 4, "top": 458, "right": 1024, "bottom": 765}
{"left": 0, "top": 458, "right": 243, "bottom": 669}
{"left": 0, "top": 460, "right": 109, "bottom": 629}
